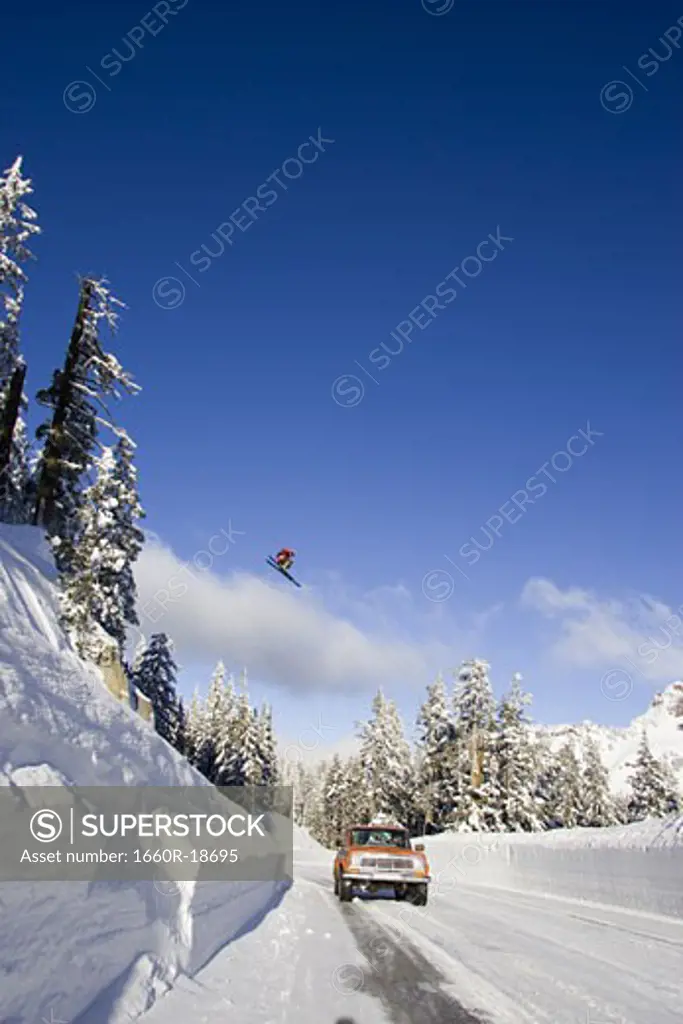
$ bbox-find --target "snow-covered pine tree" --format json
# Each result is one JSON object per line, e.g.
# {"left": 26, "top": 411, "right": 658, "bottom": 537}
{"left": 322, "top": 754, "right": 347, "bottom": 847}
{"left": 446, "top": 659, "right": 498, "bottom": 831}
{"left": 494, "top": 672, "right": 542, "bottom": 832}
{"left": 547, "top": 740, "right": 583, "bottom": 829}
{"left": 358, "top": 690, "right": 414, "bottom": 825}
{"left": 212, "top": 670, "right": 241, "bottom": 785}
{"left": 578, "top": 735, "right": 618, "bottom": 827}
{"left": 0, "top": 156, "right": 40, "bottom": 522}
{"left": 0, "top": 157, "right": 38, "bottom": 386}
{"left": 195, "top": 661, "right": 228, "bottom": 781}
{"left": 58, "top": 434, "right": 144, "bottom": 658}
{"left": 627, "top": 730, "right": 680, "bottom": 821}
{"left": 532, "top": 736, "right": 560, "bottom": 828}
{"left": 291, "top": 761, "right": 317, "bottom": 827}
{"left": 342, "top": 754, "right": 372, "bottom": 827}
{"left": 32, "top": 277, "right": 139, "bottom": 571}
{"left": 301, "top": 761, "right": 328, "bottom": 842}
{"left": 253, "top": 702, "right": 278, "bottom": 785}
{"left": 183, "top": 686, "right": 205, "bottom": 767}
{"left": 56, "top": 449, "right": 117, "bottom": 659}
{"left": 416, "top": 673, "right": 457, "bottom": 831}
{"left": 133, "top": 633, "right": 181, "bottom": 748}
{"left": 108, "top": 433, "right": 145, "bottom": 637}
{"left": 217, "top": 689, "right": 262, "bottom": 786}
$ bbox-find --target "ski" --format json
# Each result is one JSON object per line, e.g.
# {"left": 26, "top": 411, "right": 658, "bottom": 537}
{"left": 266, "top": 556, "right": 302, "bottom": 587}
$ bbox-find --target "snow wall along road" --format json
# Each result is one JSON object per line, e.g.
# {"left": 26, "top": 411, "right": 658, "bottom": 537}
{"left": 422, "top": 814, "right": 683, "bottom": 919}
{"left": 0, "top": 524, "right": 291, "bottom": 1024}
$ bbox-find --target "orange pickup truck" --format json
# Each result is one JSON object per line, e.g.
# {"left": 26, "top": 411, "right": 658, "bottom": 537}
{"left": 333, "top": 822, "right": 430, "bottom": 905}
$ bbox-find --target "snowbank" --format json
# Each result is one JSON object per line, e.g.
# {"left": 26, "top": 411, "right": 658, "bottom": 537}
{"left": 0, "top": 525, "right": 290, "bottom": 1024}
{"left": 422, "top": 814, "right": 683, "bottom": 919}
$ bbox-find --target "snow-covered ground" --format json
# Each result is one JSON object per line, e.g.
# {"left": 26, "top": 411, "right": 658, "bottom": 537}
{"left": 3, "top": 522, "right": 683, "bottom": 1024}
{"left": 0, "top": 525, "right": 288, "bottom": 1024}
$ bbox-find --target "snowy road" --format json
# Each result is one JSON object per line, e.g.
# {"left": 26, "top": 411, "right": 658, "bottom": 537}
{"left": 136, "top": 851, "right": 683, "bottom": 1024}
{"left": 350, "top": 880, "right": 683, "bottom": 1024}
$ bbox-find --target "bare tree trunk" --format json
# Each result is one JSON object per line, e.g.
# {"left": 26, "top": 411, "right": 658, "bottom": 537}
{"left": 33, "top": 281, "right": 93, "bottom": 528}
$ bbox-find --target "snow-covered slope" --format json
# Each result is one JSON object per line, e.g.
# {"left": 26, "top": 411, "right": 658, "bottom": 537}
{"left": 0, "top": 524, "right": 289, "bottom": 1024}
{"left": 533, "top": 682, "right": 683, "bottom": 794}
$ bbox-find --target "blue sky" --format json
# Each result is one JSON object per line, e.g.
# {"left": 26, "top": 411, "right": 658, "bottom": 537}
{"left": 3, "top": 0, "right": 683, "bottom": 754}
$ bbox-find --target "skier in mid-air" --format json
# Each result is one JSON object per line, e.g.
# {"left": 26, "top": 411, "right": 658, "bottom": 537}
{"left": 274, "top": 547, "right": 295, "bottom": 571}
{"left": 266, "top": 547, "right": 301, "bottom": 586}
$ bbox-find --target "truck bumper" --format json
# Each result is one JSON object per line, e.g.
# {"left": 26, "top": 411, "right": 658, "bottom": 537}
{"left": 341, "top": 872, "right": 430, "bottom": 885}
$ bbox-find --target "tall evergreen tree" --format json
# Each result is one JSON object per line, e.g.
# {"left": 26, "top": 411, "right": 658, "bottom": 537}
{"left": 547, "top": 740, "right": 583, "bottom": 828}
{"left": 627, "top": 731, "right": 680, "bottom": 821}
{"left": 291, "top": 762, "right": 317, "bottom": 827}
{"left": 358, "top": 690, "right": 414, "bottom": 824}
{"left": 322, "top": 754, "right": 348, "bottom": 847}
{"left": 220, "top": 693, "right": 263, "bottom": 786}
{"left": 183, "top": 686, "right": 205, "bottom": 767}
{"left": 32, "top": 277, "right": 139, "bottom": 569}
{"left": 578, "top": 735, "right": 618, "bottom": 827}
{"left": 133, "top": 633, "right": 181, "bottom": 747}
{"left": 214, "top": 671, "right": 244, "bottom": 785}
{"left": 530, "top": 733, "right": 569, "bottom": 830}
{"left": 447, "top": 659, "right": 498, "bottom": 830}
{"left": 254, "top": 702, "right": 278, "bottom": 785}
{"left": 108, "top": 433, "right": 145, "bottom": 637}
{"left": 342, "top": 755, "right": 372, "bottom": 828}
{"left": 195, "top": 661, "right": 229, "bottom": 781}
{"left": 0, "top": 155, "right": 39, "bottom": 520}
{"left": 416, "top": 673, "right": 457, "bottom": 831}
{"left": 58, "top": 435, "right": 144, "bottom": 657}
{"left": 300, "top": 760, "right": 327, "bottom": 839}
{"left": 494, "top": 673, "right": 542, "bottom": 831}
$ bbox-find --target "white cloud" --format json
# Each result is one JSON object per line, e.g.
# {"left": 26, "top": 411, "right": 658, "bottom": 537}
{"left": 132, "top": 536, "right": 467, "bottom": 694}
{"left": 520, "top": 577, "right": 683, "bottom": 682}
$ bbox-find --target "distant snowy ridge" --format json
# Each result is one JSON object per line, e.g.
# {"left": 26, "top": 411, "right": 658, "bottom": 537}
{"left": 0, "top": 524, "right": 289, "bottom": 1024}
{"left": 533, "top": 682, "right": 683, "bottom": 795}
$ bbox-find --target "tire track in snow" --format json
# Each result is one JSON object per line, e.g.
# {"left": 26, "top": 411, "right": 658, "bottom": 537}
{"left": 316, "top": 881, "right": 489, "bottom": 1024}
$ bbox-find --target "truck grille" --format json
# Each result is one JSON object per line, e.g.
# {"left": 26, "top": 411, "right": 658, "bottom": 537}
{"left": 360, "top": 857, "right": 410, "bottom": 871}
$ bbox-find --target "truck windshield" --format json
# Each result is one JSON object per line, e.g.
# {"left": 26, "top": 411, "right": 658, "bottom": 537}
{"left": 350, "top": 829, "right": 410, "bottom": 848}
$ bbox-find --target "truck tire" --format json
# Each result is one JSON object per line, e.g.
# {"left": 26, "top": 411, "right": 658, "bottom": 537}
{"left": 333, "top": 874, "right": 339, "bottom": 896}
{"left": 411, "top": 884, "right": 428, "bottom": 906}
{"left": 339, "top": 880, "right": 353, "bottom": 902}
